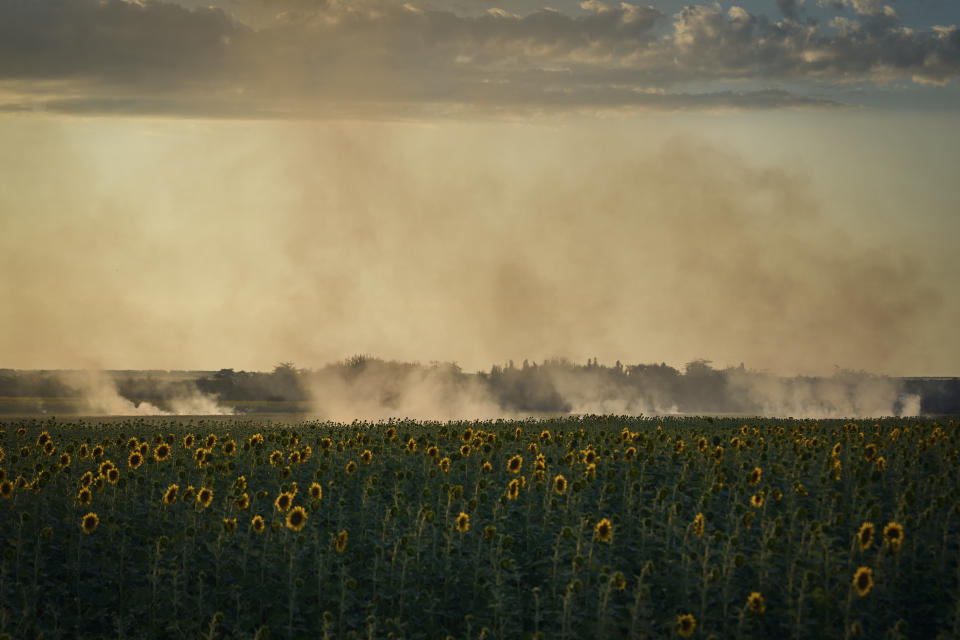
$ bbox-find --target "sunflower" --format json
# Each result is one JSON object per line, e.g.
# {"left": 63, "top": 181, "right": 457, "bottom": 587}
{"left": 692, "top": 512, "right": 705, "bottom": 538}
{"left": 456, "top": 511, "right": 470, "bottom": 532}
{"left": 183, "top": 434, "right": 195, "bottom": 448}
{"left": 876, "top": 456, "right": 887, "bottom": 471}
{"left": 482, "top": 461, "right": 493, "bottom": 473}
{"left": 747, "top": 591, "right": 765, "bottom": 613}
{"left": 139, "top": 442, "right": 149, "bottom": 457}
{"left": 462, "top": 427, "right": 474, "bottom": 443}
{"left": 80, "top": 512, "right": 99, "bottom": 534}
{"left": 36, "top": 431, "right": 50, "bottom": 447}
{"left": 514, "top": 427, "right": 523, "bottom": 439}
{"left": 507, "top": 478, "right": 520, "bottom": 500}
{"left": 857, "top": 522, "right": 875, "bottom": 551}
{"left": 288, "top": 451, "right": 301, "bottom": 465}
{"left": 624, "top": 447, "right": 637, "bottom": 461}
{"left": 78, "top": 443, "right": 89, "bottom": 459}
{"left": 460, "top": 444, "right": 471, "bottom": 457}
{"left": 585, "top": 463, "right": 596, "bottom": 479}
{"left": 300, "top": 445, "right": 312, "bottom": 462}
{"left": 76, "top": 487, "right": 92, "bottom": 505}
{"left": 697, "top": 437, "right": 707, "bottom": 452}
{"left": 106, "top": 468, "right": 120, "bottom": 484}
{"left": 205, "top": 434, "right": 217, "bottom": 449}
{"left": 197, "top": 487, "right": 214, "bottom": 508}
{"left": 677, "top": 613, "right": 696, "bottom": 637}
{"left": 863, "top": 444, "right": 877, "bottom": 462}
{"left": 674, "top": 440, "right": 685, "bottom": 454}
{"left": 236, "top": 493, "right": 250, "bottom": 510}
{"left": 883, "top": 522, "right": 904, "bottom": 553}
{"left": 406, "top": 438, "right": 417, "bottom": 452}
{"left": 274, "top": 492, "right": 294, "bottom": 512}
{"left": 309, "top": 482, "right": 323, "bottom": 500}
{"left": 75, "top": 471, "right": 92, "bottom": 490}
{"left": 713, "top": 446, "right": 724, "bottom": 463}
{"left": 795, "top": 483, "right": 808, "bottom": 496}
{"left": 583, "top": 449, "right": 597, "bottom": 465}
{"left": 611, "top": 571, "right": 626, "bottom": 591}
{"left": 154, "top": 443, "right": 170, "bottom": 461}
{"left": 383, "top": 426, "right": 396, "bottom": 441}
{"left": 426, "top": 445, "right": 439, "bottom": 458}
{"left": 540, "top": 429, "right": 551, "bottom": 441}
{"left": 286, "top": 506, "right": 308, "bottom": 531}
{"left": 223, "top": 518, "right": 237, "bottom": 533}
{"left": 222, "top": 440, "right": 236, "bottom": 456}
{"left": 507, "top": 455, "right": 523, "bottom": 474}
{"left": 750, "top": 492, "right": 765, "bottom": 508}
{"left": 361, "top": 449, "right": 373, "bottom": 464}
{"left": 320, "top": 437, "right": 333, "bottom": 451}
{"left": 98, "top": 460, "right": 115, "bottom": 475}
{"left": 59, "top": 452, "right": 71, "bottom": 468}
{"left": 92, "top": 445, "right": 104, "bottom": 459}
{"left": 163, "top": 484, "right": 179, "bottom": 505}
{"left": 92, "top": 475, "right": 105, "bottom": 491}
{"left": 194, "top": 447, "right": 207, "bottom": 466}
{"left": 0, "top": 480, "right": 12, "bottom": 499}
{"left": 249, "top": 433, "right": 264, "bottom": 447}
{"left": 528, "top": 442, "right": 538, "bottom": 454}
{"left": 335, "top": 529, "right": 348, "bottom": 553}
{"left": 128, "top": 451, "right": 143, "bottom": 470}
{"left": 269, "top": 450, "right": 284, "bottom": 466}
{"left": 832, "top": 442, "right": 842, "bottom": 457}
{"left": 437, "top": 457, "right": 450, "bottom": 473}
{"left": 595, "top": 517, "right": 613, "bottom": 543}
{"left": 43, "top": 441, "right": 55, "bottom": 456}
{"left": 251, "top": 515, "right": 266, "bottom": 534}
{"left": 853, "top": 566, "right": 873, "bottom": 596}
{"left": 749, "top": 466, "right": 762, "bottom": 486}
{"left": 554, "top": 474, "right": 567, "bottom": 495}
{"left": 345, "top": 461, "right": 357, "bottom": 476}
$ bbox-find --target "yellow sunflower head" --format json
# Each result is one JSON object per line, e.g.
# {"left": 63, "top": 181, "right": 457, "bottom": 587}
{"left": 857, "top": 522, "right": 875, "bottom": 551}
{"left": 677, "top": 613, "right": 696, "bottom": 637}
{"left": 163, "top": 484, "right": 179, "bottom": 505}
{"left": 553, "top": 474, "right": 567, "bottom": 495}
{"left": 692, "top": 512, "right": 705, "bottom": 538}
{"left": 274, "top": 491, "right": 293, "bottom": 512}
{"left": 595, "top": 517, "right": 613, "bottom": 543}
{"left": 883, "top": 521, "right": 904, "bottom": 553}
{"left": 507, "top": 455, "right": 523, "bottom": 474}
{"left": 309, "top": 482, "right": 323, "bottom": 501}
{"left": 197, "top": 487, "right": 214, "bottom": 508}
{"left": 507, "top": 478, "right": 520, "bottom": 500}
{"left": 81, "top": 512, "right": 99, "bottom": 534}
{"left": 335, "top": 529, "right": 348, "bottom": 553}
{"left": 456, "top": 511, "right": 470, "bottom": 532}
{"left": 747, "top": 591, "right": 765, "bottom": 613}
{"left": 853, "top": 566, "right": 873, "bottom": 597}
{"left": 251, "top": 515, "right": 266, "bottom": 534}
{"left": 285, "top": 506, "right": 308, "bottom": 532}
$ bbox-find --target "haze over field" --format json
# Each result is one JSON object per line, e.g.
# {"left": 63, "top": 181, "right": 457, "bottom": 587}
{"left": 1, "top": 0, "right": 958, "bottom": 411}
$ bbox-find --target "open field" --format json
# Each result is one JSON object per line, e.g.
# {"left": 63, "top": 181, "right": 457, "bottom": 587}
{"left": 0, "top": 416, "right": 957, "bottom": 639}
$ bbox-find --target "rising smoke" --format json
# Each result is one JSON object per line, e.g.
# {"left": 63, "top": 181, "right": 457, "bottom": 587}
{"left": 56, "top": 370, "right": 233, "bottom": 416}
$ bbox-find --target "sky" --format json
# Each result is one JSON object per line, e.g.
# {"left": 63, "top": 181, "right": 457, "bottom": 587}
{"left": 0, "top": 0, "right": 958, "bottom": 376}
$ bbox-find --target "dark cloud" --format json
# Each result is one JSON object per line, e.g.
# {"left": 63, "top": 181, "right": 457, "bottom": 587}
{"left": 0, "top": 0, "right": 957, "bottom": 116}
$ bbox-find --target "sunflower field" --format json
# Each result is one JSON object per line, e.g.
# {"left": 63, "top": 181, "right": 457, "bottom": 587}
{"left": 0, "top": 415, "right": 958, "bottom": 639}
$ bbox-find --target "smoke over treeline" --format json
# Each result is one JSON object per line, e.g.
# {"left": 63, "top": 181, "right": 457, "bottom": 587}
{"left": 3, "top": 358, "right": 957, "bottom": 418}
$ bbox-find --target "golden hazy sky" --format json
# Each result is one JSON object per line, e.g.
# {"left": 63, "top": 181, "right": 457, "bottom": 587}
{"left": 1, "top": 0, "right": 958, "bottom": 375}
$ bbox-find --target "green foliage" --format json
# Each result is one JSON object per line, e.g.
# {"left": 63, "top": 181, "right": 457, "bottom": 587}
{"left": 0, "top": 415, "right": 957, "bottom": 638}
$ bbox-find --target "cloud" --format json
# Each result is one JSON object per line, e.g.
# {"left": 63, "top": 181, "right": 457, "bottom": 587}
{"left": 0, "top": 0, "right": 957, "bottom": 116}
